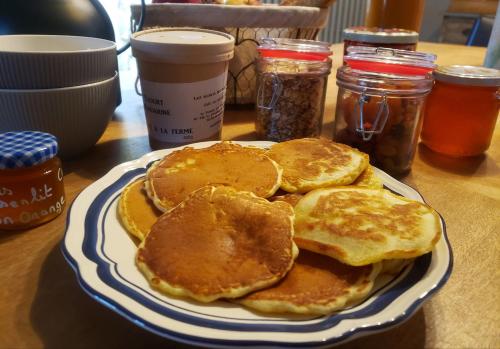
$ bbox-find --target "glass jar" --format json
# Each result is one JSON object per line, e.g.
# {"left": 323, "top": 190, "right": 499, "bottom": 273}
{"left": 365, "top": 0, "right": 425, "bottom": 32}
{"left": 421, "top": 65, "right": 500, "bottom": 157}
{"left": 0, "top": 131, "right": 66, "bottom": 230}
{"left": 343, "top": 27, "right": 418, "bottom": 57}
{"left": 255, "top": 38, "right": 332, "bottom": 142}
{"left": 333, "top": 47, "right": 436, "bottom": 176}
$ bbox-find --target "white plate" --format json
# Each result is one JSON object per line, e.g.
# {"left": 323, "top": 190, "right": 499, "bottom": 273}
{"left": 62, "top": 141, "right": 453, "bottom": 348}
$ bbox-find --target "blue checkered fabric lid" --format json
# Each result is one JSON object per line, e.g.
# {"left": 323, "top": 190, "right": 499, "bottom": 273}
{"left": 0, "top": 131, "right": 58, "bottom": 169}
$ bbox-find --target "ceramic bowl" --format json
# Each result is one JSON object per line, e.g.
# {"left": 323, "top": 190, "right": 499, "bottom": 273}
{"left": 0, "top": 73, "right": 118, "bottom": 159}
{"left": 0, "top": 35, "right": 117, "bottom": 89}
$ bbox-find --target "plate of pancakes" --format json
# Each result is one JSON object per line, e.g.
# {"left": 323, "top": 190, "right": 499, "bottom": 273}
{"left": 63, "top": 138, "right": 453, "bottom": 348}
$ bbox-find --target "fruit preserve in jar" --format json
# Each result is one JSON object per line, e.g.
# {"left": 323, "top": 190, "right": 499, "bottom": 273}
{"left": 343, "top": 27, "right": 418, "bottom": 57}
{"left": 0, "top": 131, "right": 66, "bottom": 230}
{"left": 421, "top": 65, "right": 500, "bottom": 157}
{"left": 255, "top": 38, "right": 332, "bottom": 142}
{"left": 333, "top": 46, "right": 436, "bottom": 176}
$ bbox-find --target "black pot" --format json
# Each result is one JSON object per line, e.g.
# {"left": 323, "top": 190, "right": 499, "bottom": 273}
{"left": 0, "top": 0, "right": 115, "bottom": 41}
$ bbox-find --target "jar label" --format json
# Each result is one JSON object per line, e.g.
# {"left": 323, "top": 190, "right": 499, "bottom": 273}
{"left": 140, "top": 71, "right": 228, "bottom": 143}
{"left": 0, "top": 169, "right": 65, "bottom": 228}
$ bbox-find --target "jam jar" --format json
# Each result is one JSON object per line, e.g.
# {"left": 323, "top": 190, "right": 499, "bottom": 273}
{"left": 421, "top": 65, "right": 500, "bottom": 157}
{"left": 343, "top": 27, "right": 418, "bottom": 57}
{"left": 255, "top": 38, "right": 332, "bottom": 142}
{"left": 0, "top": 131, "right": 66, "bottom": 230}
{"left": 333, "top": 46, "right": 436, "bottom": 176}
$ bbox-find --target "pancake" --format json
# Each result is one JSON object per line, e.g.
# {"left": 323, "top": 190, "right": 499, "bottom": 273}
{"left": 118, "top": 179, "right": 162, "bottom": 241}
{"left": 270, "top": 193, "right": 304, "bottom": 207}
{"left": 136, "top": 185, "right": 298, "bottom": 303}
{"left": 380, "top": 259, "right": 414, "bottom": 276}
{"left": 238, "top": 250, "right": 381, "bottom": 315}
{"left": 352, "top": 165, "right": 383, "bottom": 189}
{"left": 294, "top": 187, "right": 442, "bottom": 266}
{"left": 266, "top": 138, "right": 368, "bottom": 193}
{"left": 146, "top": 142, "right": 282, "bottom": 211}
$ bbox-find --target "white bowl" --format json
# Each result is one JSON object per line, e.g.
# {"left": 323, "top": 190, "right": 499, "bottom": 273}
{"left": 0, "top": 35, "right": 118, "bottom": 89}
{"left": 0, "top": 73, "right": 118, "bottom": 159}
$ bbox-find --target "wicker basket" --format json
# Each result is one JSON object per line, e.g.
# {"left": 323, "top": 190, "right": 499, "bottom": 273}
{"left": 131, "top": 3, "right": 329, "bottom": 105}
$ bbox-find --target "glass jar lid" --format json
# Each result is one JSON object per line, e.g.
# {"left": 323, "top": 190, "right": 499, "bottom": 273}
{"left": 345, "top": 46, "right": 437, "bottom": 76}
{"left": 434, "top": 65, "right": 500, "bottom": 86}
{"left": 0, "top": 131, "right": 58, "bottom": 169}
{"left": 343, "top": 27, "right": 419, "bottom": 44}
{"left": 336, "top": 65, "right": 434, "bottom": 97}
{"left": 258, "top": 37, "right": 332, "bottom": 61}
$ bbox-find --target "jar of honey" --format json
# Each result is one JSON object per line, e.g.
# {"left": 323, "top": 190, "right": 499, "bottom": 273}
{"left": 0, "top": 131, "right": 65, "bottom": 230}
{"left": 421, "top": 65, "right": 500, "bottom": 157}
{"left": 333, "top": 46, "right": 436, "bottom": 176}
{"left": 343, "top": 27, "right": 418, "bottom": 57}
{"left": 365, "top": 0, "right": 425, "bottom": 32}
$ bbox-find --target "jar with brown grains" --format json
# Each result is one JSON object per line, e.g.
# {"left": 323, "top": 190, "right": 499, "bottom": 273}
{"left": 255, "top": 38, "right": 332, "bottom": 142}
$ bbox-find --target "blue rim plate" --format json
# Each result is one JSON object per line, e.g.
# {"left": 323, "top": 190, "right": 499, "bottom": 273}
{"left": 62, "top": 141, "right": 453, "bottom": 348}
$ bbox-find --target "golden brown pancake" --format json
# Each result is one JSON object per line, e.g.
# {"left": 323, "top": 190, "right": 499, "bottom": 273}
{"left": 118, "top": 179, "right": 162, "bottom": 241}
{"left": 146, "top": 142, "right": 282, "bottom": 211}
{"left": 136, "top": 185, "right": 298, "bottom": 303}
{"left": 238, "top": 250, "right": 381, "bottom": 315}
{"left": 352, "top": 165, "right": 383, "bottom": 189}
{"left": 266, "top": 138, "right": 368, "bottom": 193}
{"left": 294, "top": 187, "right": 442, "bottom": 266}
{"left": 270, "top": 193, "right": 304, "bottom": 207}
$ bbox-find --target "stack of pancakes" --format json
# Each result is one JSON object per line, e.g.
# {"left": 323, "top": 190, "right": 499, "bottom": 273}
{"left": 118, "top": 139, "right": 442, "bottom": 315}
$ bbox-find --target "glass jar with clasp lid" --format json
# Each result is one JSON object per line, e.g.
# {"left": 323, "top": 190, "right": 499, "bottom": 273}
{"left": 255, "top": 38, "right": 332, "bottom": 142}
{"left": 333, "top": 46, "right": 436, "bottom": 176}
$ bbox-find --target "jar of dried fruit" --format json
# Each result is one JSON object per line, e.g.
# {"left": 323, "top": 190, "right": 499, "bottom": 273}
{"left": 333, "top": 46, "right": 436, "bottom": 176}
{"left": 255, "top": 38, "right": 332, "bottom": 142}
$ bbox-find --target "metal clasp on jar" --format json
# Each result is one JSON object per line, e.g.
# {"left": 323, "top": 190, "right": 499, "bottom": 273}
{"left": 353, "top": 91, "right": 389, "bottom": 141}
{"left": 257, "top": 73, "right": 283, "bottom": 110}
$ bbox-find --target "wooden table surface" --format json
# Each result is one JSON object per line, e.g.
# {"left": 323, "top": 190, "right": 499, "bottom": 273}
{"left": 1, "top": 42, "right": 498, "bottom": 349}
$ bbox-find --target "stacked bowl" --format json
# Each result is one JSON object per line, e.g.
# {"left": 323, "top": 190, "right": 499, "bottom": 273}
{"left": 0, "top": 35, "right": 119, "bottom": 158}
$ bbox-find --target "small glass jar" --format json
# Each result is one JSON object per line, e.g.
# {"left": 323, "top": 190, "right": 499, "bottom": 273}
{"left": 255, "top": 38, "right": 332, "bottom": 142}
{"left": 0, "top": 131, "right": 66, "bottom": 230}
{"left": 343, "top": 27, "right": 418, "bottom": 57}
{"left": 421, "top": 65, "right": 500, "bottom": 157}
{"left": 333, "top": 46, "right": 436, "bottom": 176}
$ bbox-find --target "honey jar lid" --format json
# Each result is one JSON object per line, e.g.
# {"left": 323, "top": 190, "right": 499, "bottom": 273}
{"left": 131, "top": 27, "right": 235, "bottom": 64}
{"left": 343, "top": 27, "right": 419, "bottom": 44}
{"left": 434, "top": 65, "right": 500, "bottom": 86}
{"left": 0, "top": 131, "right": 58, "bottom": 169}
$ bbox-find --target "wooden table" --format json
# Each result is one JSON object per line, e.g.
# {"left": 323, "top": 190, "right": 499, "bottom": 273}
{"left": 1, "top": 42, "right": 498, "bottom": 349}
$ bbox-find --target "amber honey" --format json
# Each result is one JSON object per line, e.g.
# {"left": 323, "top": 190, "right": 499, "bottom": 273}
{"left": 421, "top": 66, "right": 500, "bottom": 157}
{"left": 365, "top": 0, "right": 425, "bottom": 32}
{"left": 0, "top": 131, "right": 65, "bottom": 230}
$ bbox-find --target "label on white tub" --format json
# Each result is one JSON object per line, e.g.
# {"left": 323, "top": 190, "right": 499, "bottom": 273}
{"left": 140, "top": 71, "right": 227, "bottom": 143}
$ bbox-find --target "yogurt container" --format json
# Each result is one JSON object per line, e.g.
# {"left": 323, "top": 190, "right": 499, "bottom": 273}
{"left": 131, "top": 28, "right": 234, "bottom": 149}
